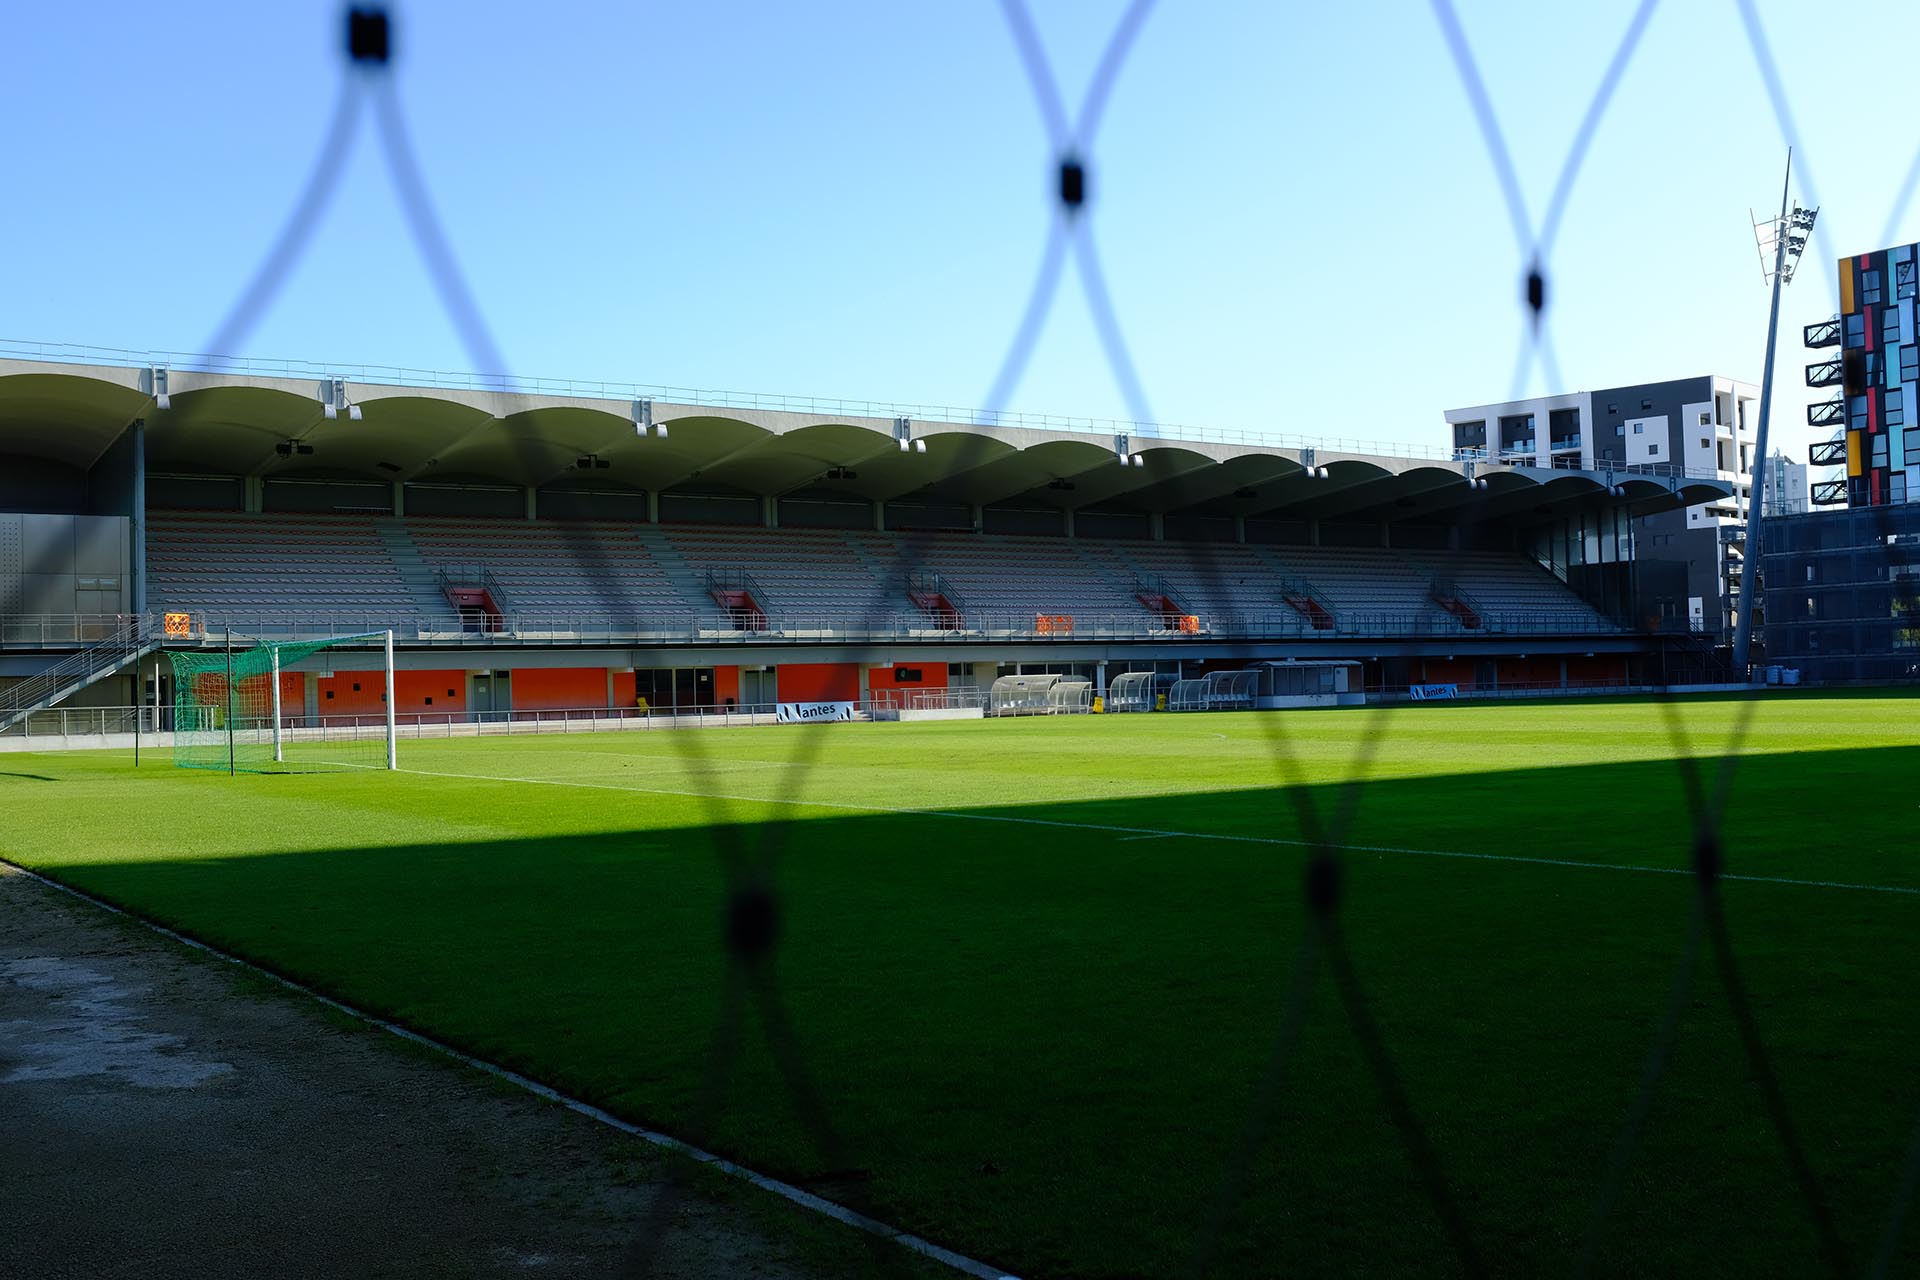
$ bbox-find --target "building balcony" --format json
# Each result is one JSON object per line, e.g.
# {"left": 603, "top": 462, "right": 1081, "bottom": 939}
{"left": 1806, "top": 358, "right": 1843, "bottom": 388}
{"left": 1808, "top": 395, "right": 1844, "bottom": 428}
{"left": 1809, "top": 437, "right": 1847, "bottom": 468}
{"left": 1811, "top": 479, "right": 1848, "bottom": 506}
{"left": 1804, "top": 315, "right": 1842, "bottom": 348}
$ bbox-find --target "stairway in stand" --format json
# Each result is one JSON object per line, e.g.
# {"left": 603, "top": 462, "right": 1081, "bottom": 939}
{"left": 372, "top": 520, "right": 448, "bottom": 627}
{"left": 633, "top": 527, "right": 717, "bottom": 623}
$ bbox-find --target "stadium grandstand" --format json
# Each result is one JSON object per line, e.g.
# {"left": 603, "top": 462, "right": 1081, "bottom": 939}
{"left": 0, "top": 347, "right": 1738, "bottom": 737}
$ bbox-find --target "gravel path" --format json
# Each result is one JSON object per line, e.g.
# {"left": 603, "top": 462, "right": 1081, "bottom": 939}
{"left": 0, "top": 866, "right": 838, "bottom": 1280}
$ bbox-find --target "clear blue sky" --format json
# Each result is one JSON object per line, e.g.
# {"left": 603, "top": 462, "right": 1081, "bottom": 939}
{"left": 6, "top": 1, "right": 1915, "bottom": 466}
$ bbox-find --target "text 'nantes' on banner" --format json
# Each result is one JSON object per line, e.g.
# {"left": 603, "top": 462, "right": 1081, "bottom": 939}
{"left": 775, "top": 701, "right": 854, "bottom": 724}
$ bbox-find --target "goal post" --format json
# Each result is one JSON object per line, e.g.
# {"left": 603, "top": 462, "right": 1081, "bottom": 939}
{"left": 167, "top": 631, "right": 396, "bottom": 774}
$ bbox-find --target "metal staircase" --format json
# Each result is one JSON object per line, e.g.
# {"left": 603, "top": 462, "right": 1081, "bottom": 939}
{"left": 0, "top": 618, "right": 162, "bottom": 733}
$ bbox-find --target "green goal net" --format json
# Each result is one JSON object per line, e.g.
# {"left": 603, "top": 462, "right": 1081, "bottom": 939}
{"left": 167, "top": 632, "right": 395, "bottom": 774}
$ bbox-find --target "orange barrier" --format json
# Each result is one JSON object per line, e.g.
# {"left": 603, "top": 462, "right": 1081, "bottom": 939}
{"left": 1035, "top": 614, "right": 1074, "bottom": 634}
{"left": 163, "top": 611, "right": 193, "bottom": 638}
{"left": 1175, "top": 614, "right": 1200, "bottom": 634}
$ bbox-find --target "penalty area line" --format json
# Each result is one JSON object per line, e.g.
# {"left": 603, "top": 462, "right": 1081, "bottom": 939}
{"left": 0, "top": 859, "right": 1023, "bottom": 1280}
{"left": 394, "top": 765, "right": 1920, "bottom": 899}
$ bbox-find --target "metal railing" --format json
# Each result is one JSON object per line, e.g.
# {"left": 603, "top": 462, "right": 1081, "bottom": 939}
{"left": 0, "top": 606, "right": 1636, "bottom": 650}
{"left": 0, "top": 618, "right": 155, "bottom": 730}
{"left": 434, "top": 562, "right": 510, "bottom": 602}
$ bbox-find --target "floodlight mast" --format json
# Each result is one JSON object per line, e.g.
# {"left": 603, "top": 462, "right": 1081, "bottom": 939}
{"left": 1731, "top": 148, "right": 1814, "bottom": 678}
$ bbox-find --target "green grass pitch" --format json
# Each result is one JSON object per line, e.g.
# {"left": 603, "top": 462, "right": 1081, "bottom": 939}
{"left": 5, "top": 692, "right": 1920, "bottom": 1277}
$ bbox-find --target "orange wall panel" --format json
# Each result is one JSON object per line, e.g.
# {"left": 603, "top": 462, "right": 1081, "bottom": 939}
{"left": 713, "top": 665, "right": 740, "bottom": 705}
{"left": 317, "top": 669, "right": 465, "bottom": 717}
{"left": 511, "top": 666, "right": 609, "bottom": 711}
{"left": 777, "top": 662, "right": 859, "bottom": 702}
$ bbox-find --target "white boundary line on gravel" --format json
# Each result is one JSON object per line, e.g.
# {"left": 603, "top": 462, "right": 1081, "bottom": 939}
{"left": 0, "top": 859, "right": 1021, "bottom": 1280}
{"left": 396, "top": 765, "right": 1920, "bottom": 899}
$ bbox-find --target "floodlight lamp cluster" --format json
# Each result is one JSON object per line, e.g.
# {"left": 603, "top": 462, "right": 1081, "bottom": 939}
{"left": 323, "top": 378, "right": 362, "bottom": 421}
{"left": 632, "top": 399, "right": 668, "bottom": 440}
{"left": 893, "top": 417, "right": 926, "bottom": 453}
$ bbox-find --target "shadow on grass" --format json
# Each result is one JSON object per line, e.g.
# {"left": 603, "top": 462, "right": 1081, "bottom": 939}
{"left": 9, "top": 744, "right": 1920, "bottom": 1279}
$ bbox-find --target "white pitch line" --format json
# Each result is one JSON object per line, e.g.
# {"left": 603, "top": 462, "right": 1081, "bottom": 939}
{"left": 0, "top": 860, "right": 1021, "bottom": 1280}
{"left": 395, "top": 765, "right": 1920, "bottom": 899}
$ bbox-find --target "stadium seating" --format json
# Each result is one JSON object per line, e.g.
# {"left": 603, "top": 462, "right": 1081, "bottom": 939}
{"left": 1423, "top": 551, "right": 1614, "bottom": 629}
{"left": 865, "top": 533, "right": 1142, "bottom": 624}
{"left": 147, "top": 512, "right": 418, "bottom": 626}
{"left": 144, "top": 511, "right": 1616, "bottom": 637}
{"left": 662, "top": 526, "right": 897, "bottom": 620}
{"left": 405, "top": 518, "right": 685, "bottom": 623}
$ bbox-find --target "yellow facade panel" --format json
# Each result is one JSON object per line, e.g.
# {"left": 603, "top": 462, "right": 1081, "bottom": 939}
{"left": 1847, "top": 429, "right": 1863, "bottom": 477}
{"left": 1840, "top": 266, "right": 1855, "bottom": 313}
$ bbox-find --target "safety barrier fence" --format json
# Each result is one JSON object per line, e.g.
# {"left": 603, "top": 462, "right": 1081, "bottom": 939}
{"left": 1, "top": 606, "right": 1635, "bottom": 650}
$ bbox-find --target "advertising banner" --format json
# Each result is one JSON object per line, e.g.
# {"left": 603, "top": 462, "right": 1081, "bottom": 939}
{"left": 775, "top": 700, "right": 854, "bottom": 723}
{"left": 1409, "top": 683, "right": 1460, "bottom": 700}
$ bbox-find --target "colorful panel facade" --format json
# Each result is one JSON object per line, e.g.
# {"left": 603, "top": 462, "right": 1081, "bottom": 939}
{"left": 1829, "top": 244, "right": 1920, "bottom": 506}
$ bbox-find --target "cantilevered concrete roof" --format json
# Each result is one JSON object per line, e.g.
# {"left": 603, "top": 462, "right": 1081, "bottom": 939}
{"left": 0, "top": 355, "right": 1734, "bottom": 523}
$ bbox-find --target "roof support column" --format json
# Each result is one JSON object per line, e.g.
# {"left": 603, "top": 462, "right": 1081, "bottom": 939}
{"left": 1150, "top": 512, "right": 1164, "bottom": 541}
{"left": 970, "top": 504, "right": 984, "bottom": 534}
{"left": 1233, "top": 514, "right": 1246, "bottom": 544}
{"left": 391, "top": 481, "right": 405, "bottom": 517}
{"left": 874, "top": 499, "right": 885, "bottom": 533}
{"left": 244, "top": 476, "right": 263, "bottom": 513}
{"left": 1309, "top": 518, "right": 1321, "bottom": 547}
{"left": 524, "top": 487, "right": 537, "bottom": 520}
{"left": 130, "top": 419, "right": 146, "bottom": 615}
{"left": 762, "top": 496, "right": 778, "bottom": 529}
{"left": 646, "top": 490, "right": 659, "bottom": 524}
{"left": 1063, "top": 509, "right": 1075, "bottom": 538}
{"left": 1380, "top": 521, "right": 1391, "bottom": 548}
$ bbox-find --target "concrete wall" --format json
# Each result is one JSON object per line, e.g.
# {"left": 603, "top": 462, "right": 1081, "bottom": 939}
{"left": 0, "top": 512, "right": 131, "bottom": 615}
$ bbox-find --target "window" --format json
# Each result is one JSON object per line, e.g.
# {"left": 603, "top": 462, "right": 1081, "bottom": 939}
{"left": 1885, "top": 309, "right": 1903, "bottom": 344}
{"left": 1895, "top": 473, "right": 1909, "bottom": 504}
{"left": 1649, "top": 442, "right": 1661, "bottom": 457}
{"left": 1903, "top": 345, "right": 1918, "bottom": 382}
{"left": 1850, "top": 397, "right": 1868, "bottom": 430}
{"left": 1633, "top": 422, "right": 1644, "bottom": 434}
{"left": 1614, "top": 424, "right": 1624, "bottom": 436}
{"left": 1864, "top": 269, "right": 1883, "bottom": 304}
{"left": 1698, "top": 411, "right": 1712, "bottom": 427}
{"left": 1888, "top": 387, "right": 1905, "bottom": 427}
{"left": 1900, "top": 259, "right": 1917, "bottom": 299}
{"left": 1641, "top": 399, "right": 1652, "bottom": 410}
{"left": 1606, "top": 402, "right": 1618, "bottom": 414}
{"left": 1846, "top": 313, "right": 1866, "bottom": 347}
